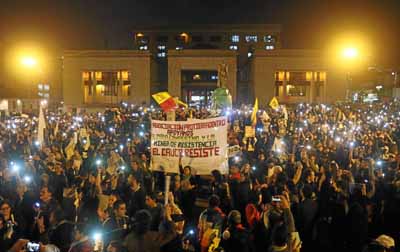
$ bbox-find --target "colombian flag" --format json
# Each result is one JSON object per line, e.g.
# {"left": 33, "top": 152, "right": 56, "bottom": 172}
{"left": 152, "top": 92, "right": 177, "bottom": 112}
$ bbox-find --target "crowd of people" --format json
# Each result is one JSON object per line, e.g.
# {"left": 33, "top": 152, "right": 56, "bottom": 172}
{"left": 0, "top": 99, "right": 399, "bottom": 252}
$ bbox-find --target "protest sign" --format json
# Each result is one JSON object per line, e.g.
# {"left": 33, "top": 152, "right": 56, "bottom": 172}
{"left": 228, "top": 145, "right": 241, "bottom": 157}
{"left": 151, "top": 116, "right": 228, "bottom": 174}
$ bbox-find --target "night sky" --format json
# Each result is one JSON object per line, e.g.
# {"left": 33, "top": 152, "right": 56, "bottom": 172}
{"left": 1, "top": 0, "right": 399, "bottom": 66}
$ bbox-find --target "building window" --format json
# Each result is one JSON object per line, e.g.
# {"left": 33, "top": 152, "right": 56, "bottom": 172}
{"left": 247, "top": 52, "right": 253, "bottom": 58}
{"left": 275, "top": 71, "right": 286, "bottom": 81}
{"left": 211, "top": 75, "right": 218, "bottom": 80}
{"left": 95, "top": 72, "right": 103, "bottom": 82}
{"left": 265, "top": 45, "right": 275, "bottom": 50}
{"left": 175, "top": 46, "right": 183, "bottom": 51}
{"left": 286, "top": 85, "right": 306, "bottom": 96}
{"left": 83, "top": 71, "right": 93, "bottom": 95}
{"left": 245, "top": 35, "right": 258, "bottom": 43}
{"left": 192, "top": 36, "right": 203, "bottom": 42}
{"left": 176, "top": 33, "right": 189, "bottom": 43}
{"left": 289, "top": 72, "right": 307, "bottom": 83}
{"left": 102, "top": 72, "right": 118, "bottom": 96}
{"left": 139, "top": 45, "right": 148, "bottom": 50}
{"left": 118, "top": 71, "right": 131, "bottom": 86}
{"left": 157, "top": 52, "right": 166, "bottom": 58}
{"left": 316, "top": 71, "right": 327, "bottom": 81}
{"left": 229, "top": 45, "right": 238, "bottom": 50}
{"left": 210, "top": 35, "right": 222, "bottom": 42}
{"left": 264, "top": 35, "right": 276, "bottom": 43}
{"left": 156, "top": 36, "right": 168, "bottom": 42}
{"left": 193, "top": 74, "right": 201, "bottom": 80}
{"left": 135, "top": 33, "right": 149, "bottom": 44}
{"left": 231, "top": 35, "right": 239, "bottom": 43}
{"left": 157, "top": 45, "right": 166, "bottom": 50}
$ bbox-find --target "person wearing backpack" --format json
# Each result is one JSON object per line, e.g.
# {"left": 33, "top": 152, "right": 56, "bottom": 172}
{"left": 198, "top": 195, "right": 226, "bottom": 252}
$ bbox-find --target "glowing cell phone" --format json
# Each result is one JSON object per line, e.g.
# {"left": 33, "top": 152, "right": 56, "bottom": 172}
{"left": 272, "top": 196, "right": 281, "bottom": 202}
{"left": 26, "top": 242, "right": 40, "bottom": 252}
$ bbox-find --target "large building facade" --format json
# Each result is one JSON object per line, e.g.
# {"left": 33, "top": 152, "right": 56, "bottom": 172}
{"left": 61, "top": 24, "right": 350, "bottom": 109}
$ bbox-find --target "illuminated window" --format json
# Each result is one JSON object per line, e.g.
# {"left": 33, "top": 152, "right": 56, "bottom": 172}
{"left": 38, "top": 84, "right": 43, "bottom": 90}
{"left": 119, "top": 71, "right": 129, "bottom": 81}
{"left": 193, "top": 74, "right": 201, "bottom": 80}
{"left": 231, "top": 35, "right": 239, "bottom": 43}
{"left": 286, "top": 85, "right": 306, "bottom": 96}
{"left": 102, "top": 72, "right": 118, "bottom": 96}
{"left": 83, "top": 72, "right": 94, "bottom": 95}
{"left": 139, "top": 45, "right": 148, "bottom": 50}
{"left": 245, "top": 35, "right": 258, "bottom": 43}
{"left": 157, "top": 52, "right": 166, "bottom": 58}
{"left": 264, "top": 35, "right": 276, "bottom": 43}
{"left": 43, "top": 84, "right": 49, "bottom": 91}
{"left": 176, "top": 33, "right": 189, "bottom": 43}
{"left": 118, "top": 71, "right": 131, "bottom": 85}
{"left": 306, "top": 72, "right": 313, "bottom": 81}
{"left": 135, "top": 33, "right": 149, "bottom": 44}
{"left": 247, "top": 52, "right": 253, "bottom": 58}
{"left": 157, "top": 45, "right": 166, "bottom": 50}
{"left": 82, "top": 72, "right": 90, "bottom": 81}
{"left": 95, "top": 72, "right": 102, "bottom": 82}
{"left": 229, "top": 45, "right": 238, "bottom": 50}
{"left": 275, "top": 71, "right": 286, "bottom": 81}
{"left": 316, "top": 72, "right": 326, "bottom": 82}
{"left": 265, "top": 45, "right": 275, "bottom": 50}
{"left": 176, "top": 46, "right": 183, "bottom": 51}
{"left": 211, "top": 75, "right": 218, "bottom": 80}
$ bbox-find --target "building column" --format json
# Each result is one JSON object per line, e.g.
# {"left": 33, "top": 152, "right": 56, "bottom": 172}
{"left": 168, "top": 61, "right": 182, "bottom": 98}
{"left": 309, "top": 79, "right": 315, "bottom": 103}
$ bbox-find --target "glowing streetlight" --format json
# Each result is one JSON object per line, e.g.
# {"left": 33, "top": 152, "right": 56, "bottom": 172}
{"left": 342, "top": 47, "right": 359, "bottom": 59}
{"left": 20, "top": 56, "right": 38, "bottom": 68}
{"left": 341, "top": 47, "right": 360, "bottom": 100}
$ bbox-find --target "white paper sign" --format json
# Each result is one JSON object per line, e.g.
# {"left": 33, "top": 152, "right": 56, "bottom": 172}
{"left": 151, "top": 116, "right": 228, "bottom": 175}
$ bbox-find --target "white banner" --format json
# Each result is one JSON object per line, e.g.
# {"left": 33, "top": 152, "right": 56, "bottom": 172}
{"left": 151, "top": 116, "right": 228, "bottom": 175}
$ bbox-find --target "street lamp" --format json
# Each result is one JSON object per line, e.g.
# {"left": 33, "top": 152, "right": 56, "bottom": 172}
{"left": 20, "top": 56, "right": 38, "bottom": 68}
{"left": 342, "top": 47, "right": 359, "bottom": 59}
{"left": 341, "top": 47, "right": 359, "bottom": 101}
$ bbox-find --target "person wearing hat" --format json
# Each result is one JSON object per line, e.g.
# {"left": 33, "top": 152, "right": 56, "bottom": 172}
{"left": 221, "top": 210, "right": 250, "bottom": 252}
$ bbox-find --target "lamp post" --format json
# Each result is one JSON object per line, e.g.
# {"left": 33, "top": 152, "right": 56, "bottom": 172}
{"left": 19, "top": 55, "right": 41, "bottom": 102}
{"left": 341, "top": 47, "right": 359, "bottom": 101}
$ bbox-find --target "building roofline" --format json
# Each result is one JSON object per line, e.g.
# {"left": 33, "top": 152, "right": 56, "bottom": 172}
{"left": 131, "top": 24, "right": 282, "bottom": 33}
{"left": 63, "top": 50, "right": 151, "bottom": 58}
{"left": 254, "top": 49, "right": 321, "bottom": 58}
{"left": 168, "top": 49, "right": 238, "bottom": 57}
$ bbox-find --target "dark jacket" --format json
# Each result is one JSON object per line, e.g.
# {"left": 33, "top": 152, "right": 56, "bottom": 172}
{"left": 221, "top": 224, "right": 250, "bottom": 252}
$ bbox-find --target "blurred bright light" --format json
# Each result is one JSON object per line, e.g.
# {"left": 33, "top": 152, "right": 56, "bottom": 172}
{"left": 24, "top": 175, "right": 32, "bottom": 183}
{"left": 92, "top": 232, "right": 102, "bottom": 241}
{"left": 342, "top": 47, "right": 358, "bottom": 59}
{"left": 20, "top": 56, "right": 37, "bottom": 68}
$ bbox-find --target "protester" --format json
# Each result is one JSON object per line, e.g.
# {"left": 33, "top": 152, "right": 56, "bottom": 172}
{"left": 0, "top": 100, "right": 399, "bottom": 252}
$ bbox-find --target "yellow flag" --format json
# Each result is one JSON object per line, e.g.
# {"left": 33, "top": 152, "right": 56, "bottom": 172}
{"left": 174, "top": 98, "right": 188, "bottom": 108}
{"left": 152, "top": 92, "right": 177, "bottom": 112}
{"left": 152, "top": 92, "right": 172, "bottom": 104}
{"left": 251, "top": 98, "right": 258, "bottom": 126}
{"left": 269, "top": 97, "right": 279, "bottom": 110}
